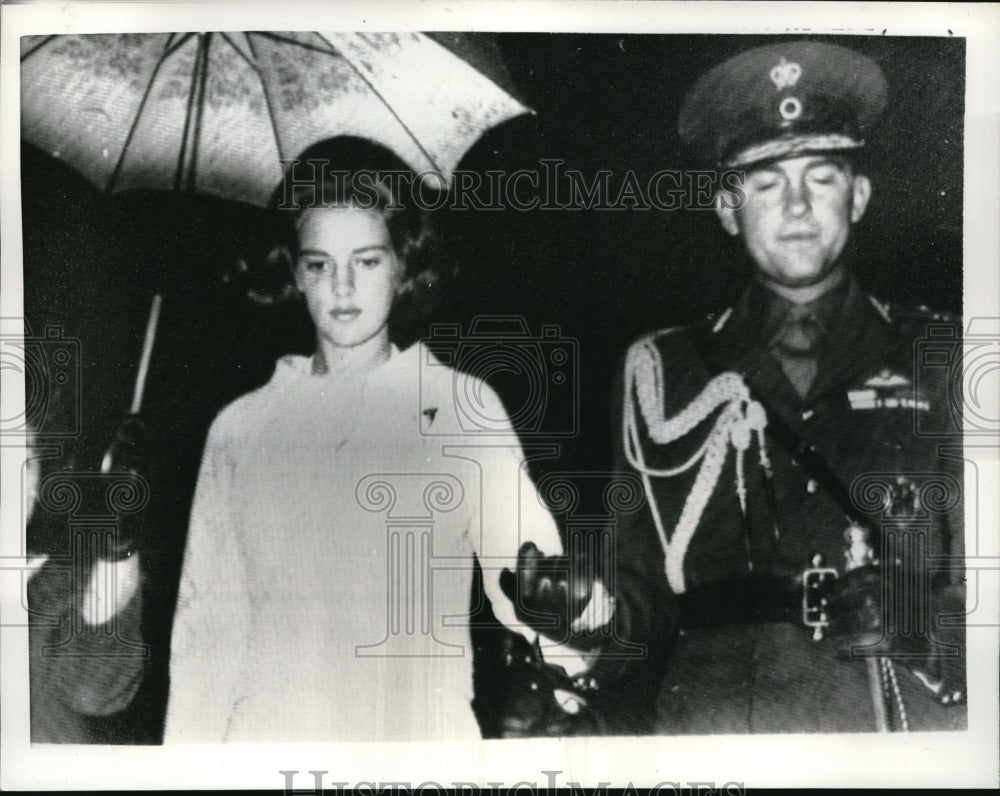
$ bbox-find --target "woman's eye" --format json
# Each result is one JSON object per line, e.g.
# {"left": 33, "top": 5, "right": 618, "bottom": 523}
{"left": 301, "top": 258, "right": 327, "bottom": 272}
{"left": 356, "top": 256, "right": 382, "bottom": 268}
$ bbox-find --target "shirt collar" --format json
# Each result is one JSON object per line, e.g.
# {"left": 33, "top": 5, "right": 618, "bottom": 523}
{"left": 751, "top": 272, "right": 851, "bottom": 348}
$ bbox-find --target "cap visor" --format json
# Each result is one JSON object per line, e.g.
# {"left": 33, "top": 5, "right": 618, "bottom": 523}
{"left": 726, "top": 134, "right": 863, "bottom": 169}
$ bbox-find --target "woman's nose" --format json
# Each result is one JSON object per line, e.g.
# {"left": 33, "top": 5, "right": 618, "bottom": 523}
{"left": 330, "top": 262, "right": 355, "bottom": 296}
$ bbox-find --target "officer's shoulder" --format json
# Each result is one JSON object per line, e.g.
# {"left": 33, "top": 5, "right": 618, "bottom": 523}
{"left": 627, "top": 310, "right": 726, "bottom": 356}
{"left": 868, "top": 296, "right": 962, "bottom": 338}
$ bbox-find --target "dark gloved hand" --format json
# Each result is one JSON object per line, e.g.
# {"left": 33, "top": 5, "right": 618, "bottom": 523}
{"left": 824, "top": 564, "right": 883, "bottom": 644}
{"left": 500, "top": 542, "right": 597, "bottom": 648}
{"left": 826, "top": 564, "right": 966, "bottom": 706}
{"left": 96, "top": 413, "right": 150, "bottom": 559}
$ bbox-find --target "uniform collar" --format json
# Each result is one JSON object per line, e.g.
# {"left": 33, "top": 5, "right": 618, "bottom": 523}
{"left": 751, "top": 272, "right": 850, "bottom": 350}
{"left": 701, "top": 273, "right": 894, "bottom": 405}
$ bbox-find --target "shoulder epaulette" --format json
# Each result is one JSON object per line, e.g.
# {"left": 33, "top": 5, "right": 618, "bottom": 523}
{"left": 897, "top": 303, "right": 960, "bottom": 324}
{"left": 882, "top": 303, "right": 962, "bottom": 341}
{"left": 867, "top": 294, "right": 962, "bottom": 330}
{"left": 709, "top": 307, "right": 734, "bottom": 333}
{"left": 633, "top": 308, "right": 731, "bottom": 351}
{"left": 628, "top": 325, "right": 690, "bottom": 356}
{"left": 867, "top": 295, "right": 892, "bottom": 324}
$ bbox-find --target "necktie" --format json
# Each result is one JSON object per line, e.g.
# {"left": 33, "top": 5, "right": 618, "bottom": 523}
{"left": 773, "top": 304, "right": 821, "bottom": 397}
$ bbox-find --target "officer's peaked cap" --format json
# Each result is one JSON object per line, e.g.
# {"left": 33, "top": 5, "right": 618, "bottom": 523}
{"left": 679, "top": 41, "right": 887, "bottom": 169}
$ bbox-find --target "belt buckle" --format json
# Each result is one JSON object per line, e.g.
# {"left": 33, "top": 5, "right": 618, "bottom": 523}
{"left": 802, "top": 553, "right": 838, "bottom": 640}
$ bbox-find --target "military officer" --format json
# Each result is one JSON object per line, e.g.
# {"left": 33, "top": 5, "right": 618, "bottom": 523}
{"left": 610, "top": 40, "right": 966, "bottom": 734}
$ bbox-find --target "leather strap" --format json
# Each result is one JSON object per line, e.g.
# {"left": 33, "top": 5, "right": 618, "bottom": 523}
{"left": 676, "top": 575, "right": 802, "bottom": 629}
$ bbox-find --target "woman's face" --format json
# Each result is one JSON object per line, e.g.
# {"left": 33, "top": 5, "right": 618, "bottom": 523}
{"left": 294, "top": 207, "right": 403, "bottom": 350}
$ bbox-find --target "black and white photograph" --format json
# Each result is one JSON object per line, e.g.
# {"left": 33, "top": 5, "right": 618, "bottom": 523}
{"left": 1, "top": 1, "right": 997, "bottom": 790}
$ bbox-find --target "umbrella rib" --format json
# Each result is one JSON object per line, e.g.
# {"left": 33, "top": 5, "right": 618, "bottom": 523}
{"left": 163, "top": 33, "right": 196, "bottom": 59}
{"left": 109, "top": 35, "right": 190, "bottom": 195}
{"left": 253, "top": 31, "right": 340, "bottom": 57}
{"left": 176, "top": 33, "right": 210, "bottom": 193}
{"left": 248, "top": 31, "right": 446, "bottom": 174}
{"left": 317, "top": 33, "right": 444, "bottom": 176}
{"left": 20, "top": 35, "right": 57, "bottom": 62}
{"left": 220, "top": 31, "right": 253, "bottom": 64}
{"left": 230, "top": 33, "right": 288, "bottom": 166}
{"left": 187, "top": 34, "right": 212, "bottom": 193}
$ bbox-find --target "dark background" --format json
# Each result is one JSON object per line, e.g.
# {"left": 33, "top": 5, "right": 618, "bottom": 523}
{"left": 20, "top": 33, "right": 964, "bottom": 742}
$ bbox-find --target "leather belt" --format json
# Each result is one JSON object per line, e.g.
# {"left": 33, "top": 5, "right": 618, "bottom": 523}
{"left": 676, "top": 575, "right": 805, "bottom": 629}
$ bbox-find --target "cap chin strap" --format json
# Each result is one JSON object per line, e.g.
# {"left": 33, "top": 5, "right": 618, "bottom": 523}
{"left": 624, "top": 335, "right": 770, "bottom": 593}
{"left": 727, "top": 133, "right": 862, "bottom": 168}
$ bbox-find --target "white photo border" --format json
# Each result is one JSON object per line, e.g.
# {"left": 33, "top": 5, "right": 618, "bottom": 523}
{"left": 1, "top": 1, "right": 997, "bottom": 790}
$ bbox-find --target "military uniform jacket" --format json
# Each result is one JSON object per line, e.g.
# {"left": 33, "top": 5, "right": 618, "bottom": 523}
{"left": 611, "top": 276, "right": 966, "bottom": 734}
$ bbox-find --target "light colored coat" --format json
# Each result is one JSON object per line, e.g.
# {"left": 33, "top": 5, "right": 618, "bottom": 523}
{"left": 164, "top": 344, "right": 562, "bottom": 742}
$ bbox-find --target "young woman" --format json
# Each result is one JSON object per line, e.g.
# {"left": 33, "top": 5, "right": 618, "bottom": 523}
{"left": 163, "top": 141, "right": 574, "bottom": 743}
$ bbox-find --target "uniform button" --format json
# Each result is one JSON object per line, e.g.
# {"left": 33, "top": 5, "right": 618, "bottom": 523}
{"left": 806, "top": 478, "right": 819, "bottom": 494}
{"left": 802, "top": 409, "right": 815, "bottom": 421}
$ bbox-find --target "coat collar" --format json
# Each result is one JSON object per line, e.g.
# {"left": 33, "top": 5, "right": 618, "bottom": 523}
{"left": 698, "top": 275, "right": 896, "bottom": 406}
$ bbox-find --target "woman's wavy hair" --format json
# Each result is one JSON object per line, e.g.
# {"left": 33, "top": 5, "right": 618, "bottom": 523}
{"left": 229, "top": 137, "right": 450, "bottom": 346}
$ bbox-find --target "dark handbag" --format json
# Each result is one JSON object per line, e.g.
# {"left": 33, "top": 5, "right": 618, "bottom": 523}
{"left": 492, "top": 629, "right": 607, "bottom": 738}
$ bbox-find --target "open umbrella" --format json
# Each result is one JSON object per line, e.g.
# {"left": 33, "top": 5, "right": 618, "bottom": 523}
{"left": 21, "top": 31, "right": 530, "bottom": 207}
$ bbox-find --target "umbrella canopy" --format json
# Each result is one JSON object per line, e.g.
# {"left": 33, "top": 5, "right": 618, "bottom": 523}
{"left": 21, "top": 31, "right": 530, "bottom": 206}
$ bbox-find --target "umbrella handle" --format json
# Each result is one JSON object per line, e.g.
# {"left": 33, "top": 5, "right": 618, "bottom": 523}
{"left": 130, "top": 294, "right": 163, "bottom": 415}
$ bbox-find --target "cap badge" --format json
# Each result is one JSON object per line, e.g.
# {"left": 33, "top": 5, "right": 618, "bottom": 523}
{"left": 770, "top": 56, "right": 802, "bottom": 90}
{"left": 779, "top": 96, "right": 803, "bottom": 121}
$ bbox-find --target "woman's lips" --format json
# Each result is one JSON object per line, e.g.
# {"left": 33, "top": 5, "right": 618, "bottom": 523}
{"left": 779, "top": 229, "right": 820, "bottom": 241}
{"left": 329, "top": 308, "right": 361, "bottom": 321}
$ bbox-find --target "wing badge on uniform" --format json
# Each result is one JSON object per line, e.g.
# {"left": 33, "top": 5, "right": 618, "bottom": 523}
{"left": 847, "top": 369, "right": 930, "bottom": 411}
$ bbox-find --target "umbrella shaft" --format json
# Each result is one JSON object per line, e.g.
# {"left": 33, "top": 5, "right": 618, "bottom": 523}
{"left": 131, "top": 295, "right": 163, "bottom": 415}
